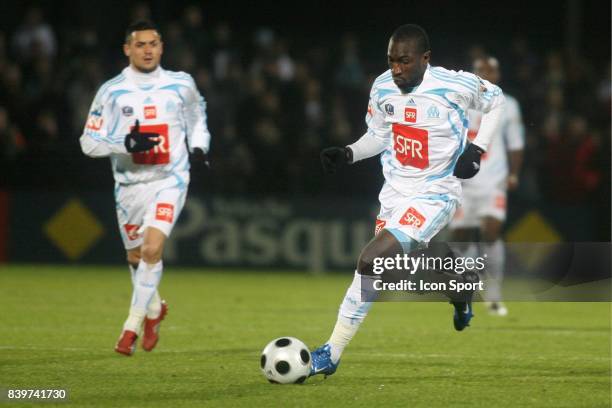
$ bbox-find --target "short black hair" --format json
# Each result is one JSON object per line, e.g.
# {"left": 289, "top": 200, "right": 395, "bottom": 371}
{"left": 391, "top": 24, "right": 430, "bottom": 54}
{"left": 125, "top": 20, "right": 161, "bottom": 43}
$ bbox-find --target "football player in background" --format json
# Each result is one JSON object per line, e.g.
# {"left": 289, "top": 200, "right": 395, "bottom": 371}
{"left": 312, "top": 24, "right": 506, "bottom": 377}
{"left": 80, "top": 20, "right": 211, "bottom": 355}
{"left": 450, "top": 56, "right": 524, "bottom": 316}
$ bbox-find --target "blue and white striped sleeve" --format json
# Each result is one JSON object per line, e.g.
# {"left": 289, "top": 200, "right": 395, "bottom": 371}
{"left": 80, "top": 86, "right": 128, "bottom": 157}
{"left": 470, "top": 77, "right": 505, "bottom": 113}
{"left": 347, "top": 82, "right": 391, "bottom": 162}
{"left": 469, "top": 77, "right": 506, "bottom": 151}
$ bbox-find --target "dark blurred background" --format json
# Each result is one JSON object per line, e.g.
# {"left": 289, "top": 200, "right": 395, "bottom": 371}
{"left": 0, "top": 0, "right": 609, "bottom": 268}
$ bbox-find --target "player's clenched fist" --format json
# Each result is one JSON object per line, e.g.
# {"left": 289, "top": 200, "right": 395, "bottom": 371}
{"left": 453, "top": 143, "right": 484, "bottom": 179}
{"left": 190, "top": 147, "right": 211, "bottom": 168}
{"left": 320, "top": 146, "right": 353, "bottom": 174}
{"left": 124, "top": 119, "right": 161, "bottom": 153}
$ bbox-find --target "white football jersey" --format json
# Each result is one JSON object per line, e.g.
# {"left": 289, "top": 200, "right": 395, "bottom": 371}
{"left": 365, "top": 65, "right": 505, "bottom": 198}
{"left": 80, "top": 66, "right": 211, "bottom": 185}
{"left": 463, "top": 94, "right": 524, "bottom": 190}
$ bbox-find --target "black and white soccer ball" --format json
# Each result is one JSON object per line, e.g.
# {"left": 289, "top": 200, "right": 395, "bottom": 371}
{"left": 260, "top": 337, "right": 311, "bottom": 384}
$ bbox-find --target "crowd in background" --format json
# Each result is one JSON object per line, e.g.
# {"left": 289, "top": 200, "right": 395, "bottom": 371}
{"left": 0, "top": 4, "right": 609, "bottom": 239}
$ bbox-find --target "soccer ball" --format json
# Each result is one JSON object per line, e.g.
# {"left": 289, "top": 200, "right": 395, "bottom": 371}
{"left": 260, "top": 337, "right": 311, "bottom": 384}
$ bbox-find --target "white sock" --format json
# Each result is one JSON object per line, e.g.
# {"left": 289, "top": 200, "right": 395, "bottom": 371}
{"left": 129, "top": 264, "right": 137, "bottom": 286}
{"left": 327, "top": 271, "right": 379, "bottom": 363}
{"left": 146, "top": 291, "right": 162, "bottom": 319}
{"left": 123, "top": 260, "right": 163, "bottom": 332}
{"left": 482, "top": 240, "right": 504, "bottom": 302}
{"left": 129, "top": 264, "right": 162, "bottom": 319}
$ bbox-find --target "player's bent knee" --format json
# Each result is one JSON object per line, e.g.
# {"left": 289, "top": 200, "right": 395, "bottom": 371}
{"left": 140, "top": 242, "right": 163, "bottom": 263}
{"left": 126, "top": 249, "right": 141, "bottom": 266}
{"left": 357, "top": 250, "right": 377, "bottom": 276}
{"left": 356, "top": 231, "right": 403, "bottom": 276}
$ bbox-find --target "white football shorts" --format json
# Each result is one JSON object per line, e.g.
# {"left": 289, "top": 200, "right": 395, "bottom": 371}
{"left": 114, "top": 176, "right": 188, "bottom": 250}
{"left": 375, "top": 182, "right": 459, "bottom": 252}
{"left": 450, "top": 187, "right": 507, "bottom": 229}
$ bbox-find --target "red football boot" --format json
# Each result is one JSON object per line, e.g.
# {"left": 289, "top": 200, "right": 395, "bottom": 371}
{"left": 142, "top": 301, "right": 168, "bottom": 352}
{"left": 115, "top": 330, "right": 138, "bottom": 356}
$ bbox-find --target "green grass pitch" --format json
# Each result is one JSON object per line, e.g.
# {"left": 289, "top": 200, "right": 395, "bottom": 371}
{"left": 0, "top": 265, "right": 610, "bottom": 407}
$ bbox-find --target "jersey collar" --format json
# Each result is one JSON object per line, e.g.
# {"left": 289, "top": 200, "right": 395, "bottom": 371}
{"left": 126, "top": 65, "right": 162, "bottom": 85}
{"left": 398, "top": 64, "right": 431, "bottom": 94}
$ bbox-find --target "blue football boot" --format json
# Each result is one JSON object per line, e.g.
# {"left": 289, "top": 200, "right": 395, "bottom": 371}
{"left": 452, "top": 300, "right": 474, "bottom": 331}
{"left": 309, "top": 344, "right": 339, "bottom": 377}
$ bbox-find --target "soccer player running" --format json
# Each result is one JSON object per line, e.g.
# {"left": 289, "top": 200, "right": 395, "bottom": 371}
{"left": 311, "top": 24, "right": 505, "bottom": 377}
{"left": 80, "top": 21, "right": 211, "bottom": 356}
{"left": 449, "top": 56, "right": 524, "bottom": 316}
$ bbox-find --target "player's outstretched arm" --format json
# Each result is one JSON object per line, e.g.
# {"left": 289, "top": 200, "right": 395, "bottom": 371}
{"left": 80, "top": 134, "right": 128, "bottom": 157}
{"left": 81, "top": 119, "right": 160, "bottom": 157}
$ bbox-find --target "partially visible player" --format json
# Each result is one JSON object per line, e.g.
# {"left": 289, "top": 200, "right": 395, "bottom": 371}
{"left": 450, "top": 56, "right": 524, "bottom": 316}
{"left": 80, "top": 20, "right": 211, "bottom": 355}
{"left": 311, "top": 24, "right": 506, "bottom": 377}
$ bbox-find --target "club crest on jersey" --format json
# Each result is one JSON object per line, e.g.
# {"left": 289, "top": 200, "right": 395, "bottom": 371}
{"left": 155, "top": 203, "right": 174, "bottom": 223}
{"left": 122, "top": 106, "right": 134, "bottom": 117}
{"left": 427, "top": 105, "right": 440, "bottom": 119}
{"left": 384, "top": 103, "right": 395, "bottom": 115}
{"left": 144, "top": 105, "right": 157, "bottom": 119}
{"left": 404, "top": 107, "right": 417, "bottom": 123}
{"left": 399, "top": 207, "right": 426, "bottom": 229}
{"left": 165, "top": 100, "right": 177, "bottom": 113}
